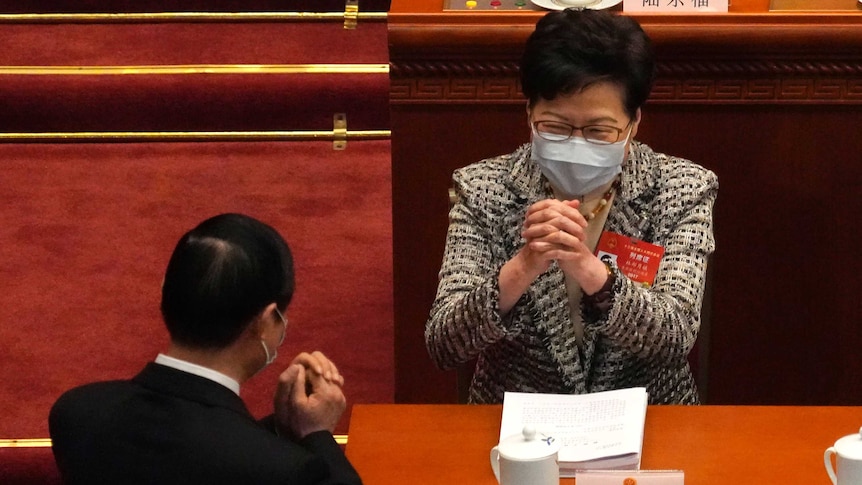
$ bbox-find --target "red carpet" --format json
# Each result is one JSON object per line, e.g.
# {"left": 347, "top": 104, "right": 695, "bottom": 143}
{"left": 0, "top": 140, "right": 393, "bottom": 438}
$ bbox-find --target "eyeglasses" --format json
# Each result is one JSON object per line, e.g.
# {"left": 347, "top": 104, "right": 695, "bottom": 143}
{"left": 532, "top": 120, "right": 631, "bottom": 145}
{"left": 275, "top": 308, "right": 288, "bottom": 331}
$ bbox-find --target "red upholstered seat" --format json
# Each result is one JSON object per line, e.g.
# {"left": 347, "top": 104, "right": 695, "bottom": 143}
{"left": 0, "top": 21, "right": 390, "bottom": 133}
{"left": 0, "top": 447, "right": 62, "bottom": 485}
{"left": 1, "top": 139, "right": 394, "bottom": 437}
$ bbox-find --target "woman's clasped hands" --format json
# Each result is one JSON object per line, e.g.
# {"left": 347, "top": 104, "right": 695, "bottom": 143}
{"left": 522, "top": 199, "right": 589, "bottom": 263}
{"left": 500, "top": 198, "right": 611, "bottom": 314}
{"left": 520, "top": 198, "right": 608, "bottom": 295}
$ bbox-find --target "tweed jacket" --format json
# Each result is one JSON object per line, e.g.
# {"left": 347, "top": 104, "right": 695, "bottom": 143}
{"left": 426, "top": 141, "right": 718, "bottom": 404}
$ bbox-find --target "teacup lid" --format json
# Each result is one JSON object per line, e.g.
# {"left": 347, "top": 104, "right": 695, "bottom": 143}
{"left": 498, "top": 425, "right": 561, "bottom": 461}
{"left": 834, "top": 427, "right": 862, "bottom": 459}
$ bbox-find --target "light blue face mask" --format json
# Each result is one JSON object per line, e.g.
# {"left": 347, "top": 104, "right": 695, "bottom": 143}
{"left": 530, "top": 126, "right": 631, "bottom": 198}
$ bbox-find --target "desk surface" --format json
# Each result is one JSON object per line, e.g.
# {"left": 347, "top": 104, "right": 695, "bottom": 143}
{"left": 346, "top": 404, "right": 861, "bottom": 484}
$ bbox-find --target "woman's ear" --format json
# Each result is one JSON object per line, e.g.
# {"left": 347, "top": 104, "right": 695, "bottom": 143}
{"left": 631, "top": 107, "right": 642, "bottom": 139}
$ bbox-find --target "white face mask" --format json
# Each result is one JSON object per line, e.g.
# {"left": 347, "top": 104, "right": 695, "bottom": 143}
{"left": 261, "top": 340, "right": 277, "bottom": 366}
{"left": 261, "top": 308, "right": 287, "bottom": 367}
{"left": 530, "top": 126, "right": 631, "bottom": 198}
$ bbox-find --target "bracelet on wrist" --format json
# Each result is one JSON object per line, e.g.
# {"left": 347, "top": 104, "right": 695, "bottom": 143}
{"left": 583, "top": 262, "right": 616, "bottom": 319}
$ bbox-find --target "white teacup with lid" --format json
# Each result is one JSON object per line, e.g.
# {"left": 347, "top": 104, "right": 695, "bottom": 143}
{"left": 553, "top": 0, "right": 602, "bottom": 7}
{"left": 490, "top": 425, "right": 560, "bottom": 485}
{"left": 553, "top": 0, "right": 599, "bottom": 6}
{"left": 825, "top": 427, "right": 862, "bottom": 485}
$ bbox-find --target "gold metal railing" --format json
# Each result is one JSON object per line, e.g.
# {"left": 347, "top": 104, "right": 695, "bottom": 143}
{"left": 0, "top": 130, "right": 391, "bottom": 143}
{"left": 0, "top": 64, "right": 389, "bottom": 75}
{"left": 0, "top": 435, "right": 349, "bottom": 447}
{"left": 0, "top": 12, "right": 387, "bottom": 24}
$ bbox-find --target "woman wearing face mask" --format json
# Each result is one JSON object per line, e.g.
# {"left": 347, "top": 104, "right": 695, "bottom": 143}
{"left": 425, "top": 9, "right": 718, "bottom": 405}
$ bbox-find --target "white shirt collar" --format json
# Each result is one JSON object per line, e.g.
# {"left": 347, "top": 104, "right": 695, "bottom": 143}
{"left": 154, "top": 353, "right": 241, "bottom": 396}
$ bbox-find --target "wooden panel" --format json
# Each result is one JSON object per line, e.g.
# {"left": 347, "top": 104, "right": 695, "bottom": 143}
{"left": 393, "top": 105, "right": 529, "bottom": 403}
{"left": 635, "top": 105, "right": 862, "bottom": 404}
{"left": 390, "top": 0, "right": 862, "bottom": 405}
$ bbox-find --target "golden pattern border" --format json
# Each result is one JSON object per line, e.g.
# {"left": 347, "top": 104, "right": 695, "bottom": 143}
{"left": 390, "top": 78, "right": 524, "bottom": 104}
{"left": 390, "top": 59, "right": 862, "bottom": 79}
{"left": 652, "top": 79, "right": 862, "bottom": 103}
{"left": 390, "top": 78, "right": 862, "bottom": 104}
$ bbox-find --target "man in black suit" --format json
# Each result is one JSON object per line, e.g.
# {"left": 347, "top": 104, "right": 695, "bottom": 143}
{"left": 49, "top": 213, "right": 362, "bottom": 485}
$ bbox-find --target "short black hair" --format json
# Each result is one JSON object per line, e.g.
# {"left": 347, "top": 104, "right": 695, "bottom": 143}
{"left": 520, "top": 9, "right": 655, "bottom": 118}
{"left": 160, "top": 213, "right": 295, "bottom": 349}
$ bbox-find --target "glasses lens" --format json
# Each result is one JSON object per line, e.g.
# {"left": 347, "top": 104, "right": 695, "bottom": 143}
{"left": 535, "top": 121, "right": 573, "bottom": 141}
{"left": 582, "top": 125, "right": 621, "bottom": 144}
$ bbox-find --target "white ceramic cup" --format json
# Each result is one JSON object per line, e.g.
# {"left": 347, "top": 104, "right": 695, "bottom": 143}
{"left": 553, "top": 0, "right": 599, "bottom": 6}
{"left": 490, "top": 426, "right": 559, "bottom": 485}
{"left": 825, "top": 427, "right": 862, "bottom": 485}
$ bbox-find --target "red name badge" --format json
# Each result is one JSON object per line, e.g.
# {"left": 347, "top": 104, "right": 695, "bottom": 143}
{"left": 596, "top": 231, "right": 664, "bottom": 287}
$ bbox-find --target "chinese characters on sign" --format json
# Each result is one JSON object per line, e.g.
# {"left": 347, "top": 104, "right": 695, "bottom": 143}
{"left": 595, "top": 231, "right": 665, "bottom": 287}
{"left": 624, "top": 0, "right": 728, "bottom": 13}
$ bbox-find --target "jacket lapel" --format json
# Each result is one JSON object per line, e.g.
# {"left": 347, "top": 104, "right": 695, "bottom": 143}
{"left": 608, "top": 142, "right": 658, "bottom": 241}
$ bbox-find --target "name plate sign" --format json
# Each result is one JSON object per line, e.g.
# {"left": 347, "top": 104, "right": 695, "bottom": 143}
{"left": 577, "top": 470, "right": 685, "bottom": 485}
{"left": 623, "top": 0, "right": 728, "bottom": 12}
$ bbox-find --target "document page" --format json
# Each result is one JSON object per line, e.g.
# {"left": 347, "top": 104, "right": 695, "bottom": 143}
{"left": 500, "top": 387, "right": 648, "bottom": 464}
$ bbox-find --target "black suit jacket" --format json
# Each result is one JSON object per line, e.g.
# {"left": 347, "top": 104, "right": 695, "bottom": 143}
{"left": 49, "top": 363, "right": 362, "bottom": 485}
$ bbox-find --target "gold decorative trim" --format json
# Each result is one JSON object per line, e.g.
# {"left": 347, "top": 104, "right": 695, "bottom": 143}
{"left": 0, "top": 436, "right": 349, "bottom": 447}
{"left": 0, "top": 64, "right": 389, "bottom": 75}
{"left": 344, "top": 0, "right": 360, "bottom": 29}
{"left": 392, "top": 58, "right": 862, "bottom": 79}
{"left": 333, "top": 113, "right": 349, "bottom": 150}
{"left": 0, "top": 439, "right": 52, "bottom": 448}
{"left": 0, "top": 12, "right": 387, "bottom": 23}
{"left": 0, "top": 130, "right": 391, "bottom": 142}
{"left": 391, "top": 77, "right": 862, "bottom": 104}
{"left": 391, "top": 78, "right": 524, "bottom": 104}
{"left": 651, "top": 78, "right": 862, "bottom": 103}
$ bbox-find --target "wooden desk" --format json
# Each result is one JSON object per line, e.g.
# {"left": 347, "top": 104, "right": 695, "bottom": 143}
{"left": 346, "top": 404, "right": 861, "bottom": 484}
{"left": 388, "top": 0, "right": 862, "bottom": 406}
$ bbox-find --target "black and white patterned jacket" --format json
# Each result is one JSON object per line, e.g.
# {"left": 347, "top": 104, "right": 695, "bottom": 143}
{"left": 426, "top": 141, "right": 718, "bottom": 404}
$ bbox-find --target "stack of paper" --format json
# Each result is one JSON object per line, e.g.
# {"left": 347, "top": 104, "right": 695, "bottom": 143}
{"left": 499, "top": 387, "right": 649, "bottom": 477}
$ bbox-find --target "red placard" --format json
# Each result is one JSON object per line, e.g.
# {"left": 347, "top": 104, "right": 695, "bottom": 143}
{"left": 596, "top": 232, "right": 664, "bottom": 287}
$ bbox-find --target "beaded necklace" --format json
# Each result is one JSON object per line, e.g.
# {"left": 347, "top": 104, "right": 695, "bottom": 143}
{"left": 583, "top": 178, "right": 621, "bottom": 221}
